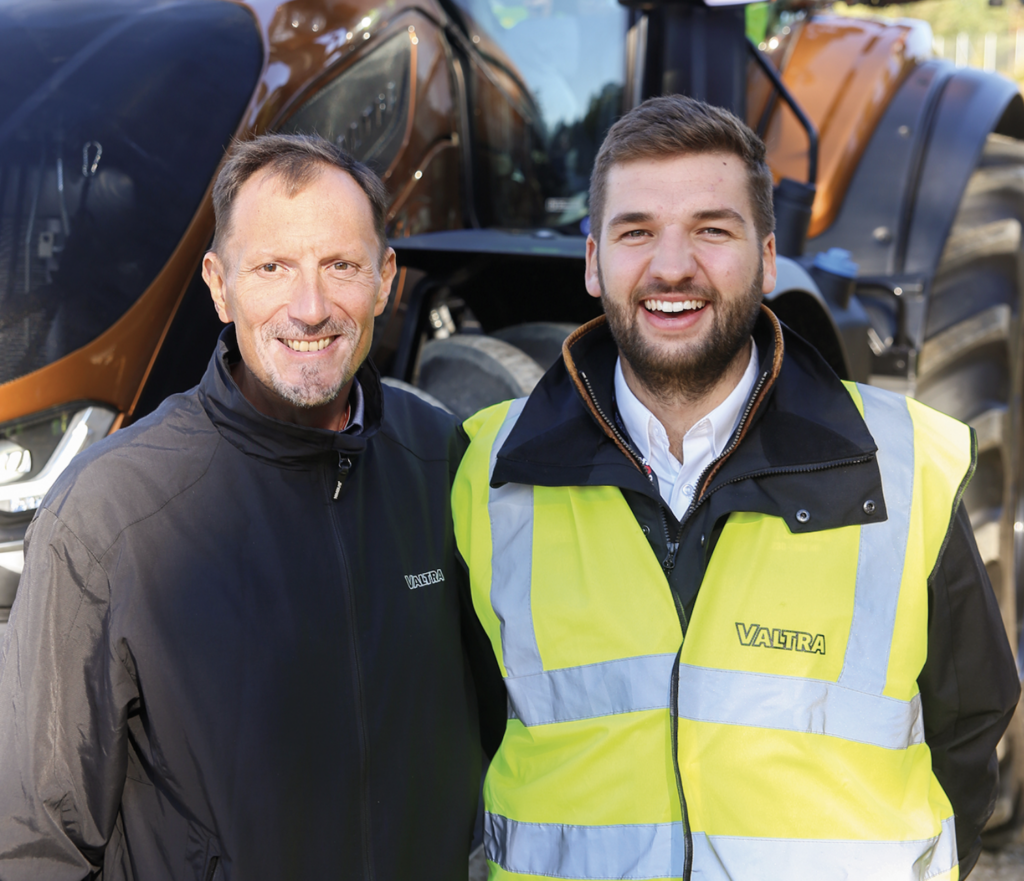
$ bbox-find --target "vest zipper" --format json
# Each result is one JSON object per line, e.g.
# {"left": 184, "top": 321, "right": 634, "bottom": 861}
{"left": 581, "top": 368, "right": 693, "bottom": 880}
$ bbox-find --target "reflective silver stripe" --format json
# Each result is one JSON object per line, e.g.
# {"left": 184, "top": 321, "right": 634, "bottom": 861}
{"left": 486, "top": 813, "right": 957, "bottom": 880}
{"left": 485, "top": 812, "right": 684, "bottom": 880}
{"left": 840, "top": 385, "right": 915, "bottom": 695}
{"left": 689, "top": 815, "right": 957, "bottom": 881}
{"left": 675, "top": 663, "right": 924, "bottom": 749}
{"left": 506, "top": 654, "right": 676, "bottom": 726}
{"left": 504, "top": 654, "right": 923, "bottom": 749}
{"left": 488, "top": 398, "right": 543, "bottom": 678}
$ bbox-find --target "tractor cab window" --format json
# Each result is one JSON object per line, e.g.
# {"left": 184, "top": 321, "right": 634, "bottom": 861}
{"left": 0, "top": 1, "right": 262, "bottom": 387}
{"left": 452, "top": 0, "right": 627, "bottom": 230}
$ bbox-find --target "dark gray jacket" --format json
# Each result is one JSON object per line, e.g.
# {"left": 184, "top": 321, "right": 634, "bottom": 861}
{"left": 0, "top": 328, "right": 482, "bottom": 880}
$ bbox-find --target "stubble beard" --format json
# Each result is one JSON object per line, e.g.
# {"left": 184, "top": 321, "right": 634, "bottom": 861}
{"left": 256, "top": 317, "right": 363, "bottom": 409}
{"left": 600, "top": 261, "right": 763, "bottom": 406}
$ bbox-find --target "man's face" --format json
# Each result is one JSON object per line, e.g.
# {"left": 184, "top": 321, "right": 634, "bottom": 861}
{"left": 203, "top": 165, "right": 395, "bottom": 429}
{"left": 585, "top": 152, "right": 776, "bottom": 402}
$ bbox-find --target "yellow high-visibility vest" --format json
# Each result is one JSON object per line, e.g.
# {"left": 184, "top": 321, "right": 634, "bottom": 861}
{"left": 453, "top": 382, "right": 973, "bottom": 881}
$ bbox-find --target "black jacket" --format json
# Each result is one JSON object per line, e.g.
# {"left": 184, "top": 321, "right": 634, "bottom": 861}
{"left": 491, "top": 309, "right": 1020, "bottom": 877}
{"left": 0, "top": 329, "right": 483, "bottom": 880}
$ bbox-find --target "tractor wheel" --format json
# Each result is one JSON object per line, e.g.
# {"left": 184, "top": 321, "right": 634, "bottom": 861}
{"left": 493, "top": 322, "right": 579, "bottom": 371}
{"left": 381, "top": 377, "right": 453, "bottom": 414}
{"left": 415, "top": 335, "right": 545, "bottom": 420}
{"left": 915, "top": 133, "right": 1024, "bottom": 845}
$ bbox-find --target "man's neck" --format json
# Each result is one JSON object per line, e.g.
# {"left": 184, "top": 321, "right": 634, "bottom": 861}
{"left": 619, "top": 339, "right": 753, "bottom": 458}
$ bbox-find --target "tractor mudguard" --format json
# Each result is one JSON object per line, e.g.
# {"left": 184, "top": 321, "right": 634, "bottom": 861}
{"left": 766, "top": 256, "right": 871, "bottom": 383}
{"left": 809, "top": 61, "right": 1024, "bottom": 348}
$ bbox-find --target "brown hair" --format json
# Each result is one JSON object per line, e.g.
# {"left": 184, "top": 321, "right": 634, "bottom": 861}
{"left": 210, "top": 133, "right": 390, "bottom": 262}
{"left": 589, "top": 95, "right": 775, "bottom": 241}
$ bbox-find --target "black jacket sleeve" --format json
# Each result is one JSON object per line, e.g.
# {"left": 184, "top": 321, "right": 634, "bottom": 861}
{"left": 920, "top": 502, "right": 1021, "bottom": 877}
{"left": 0, "top": 508, "right": 136, "bottom": 879}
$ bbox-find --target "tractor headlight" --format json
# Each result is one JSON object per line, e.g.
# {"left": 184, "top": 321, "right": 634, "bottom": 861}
{"left": 0, "top": 405, "right": 117, "bottom": 517}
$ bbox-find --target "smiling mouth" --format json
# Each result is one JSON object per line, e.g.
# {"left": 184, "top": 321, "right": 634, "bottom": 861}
{"left": 642, "top": 299, "right": 707, "bottom": 314}
{"left": 282, "top": 336, "right": 336, "bottom": 352}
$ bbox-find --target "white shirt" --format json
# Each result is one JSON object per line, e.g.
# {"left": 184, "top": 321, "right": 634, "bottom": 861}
{"left": 614, "top": 341, "right": 760, "bottom": 521}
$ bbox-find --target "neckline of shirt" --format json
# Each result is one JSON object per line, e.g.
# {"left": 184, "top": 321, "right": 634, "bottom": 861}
{"left": 613, "top": 339, "right": 760, "bottom": 468}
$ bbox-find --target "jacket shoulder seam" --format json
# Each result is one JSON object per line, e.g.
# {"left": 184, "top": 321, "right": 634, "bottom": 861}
{"left": 41, "top": 431, "right": 224, "bottom": 563}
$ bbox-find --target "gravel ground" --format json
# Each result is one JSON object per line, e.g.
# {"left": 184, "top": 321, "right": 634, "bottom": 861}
{"left": 972, "top": 838, "right": 1024, "bottom": 880}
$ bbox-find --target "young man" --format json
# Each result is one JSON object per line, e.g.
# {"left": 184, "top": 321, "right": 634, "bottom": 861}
{"left": 0, "top": 135, "right": 494, "bottom": 879}
{"left": 454, "top": 96, "right": 1020, "bottom": 880}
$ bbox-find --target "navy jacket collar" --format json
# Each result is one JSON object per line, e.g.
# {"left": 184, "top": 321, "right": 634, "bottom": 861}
{"left": 493, "top": 307, "right": 886, "bottom": 533}
{"left": 198, "top": 325, "right": 383, "bottom": 468}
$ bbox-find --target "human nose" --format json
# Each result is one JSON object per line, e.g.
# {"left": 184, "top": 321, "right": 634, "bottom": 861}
{"left": 288, "top": 270, "right": 331, "bottom": 328}
{"left": 648, "top": 227, "right": 697, "bottom": 289}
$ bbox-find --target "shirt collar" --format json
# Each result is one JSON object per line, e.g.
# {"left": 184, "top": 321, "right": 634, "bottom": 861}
{"left": 343, "top": 377, "right": 366, "bottom": 435}
{"left": 613, "top": 340, "right": 760, "bottom": 463}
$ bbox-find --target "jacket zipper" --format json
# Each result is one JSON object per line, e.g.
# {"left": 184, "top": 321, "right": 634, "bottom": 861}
{"left": 662, "top": 370, "right": 771, "bottom": 569}
{"left": 204, "top": 856, "right": 219, "bottom": 881}
{"left": 334, "top": 455, "right": 353, "bottom": 501}
{"left": 579, "top": 371, "right": 682, "bottom": 567}
{"left": 325, "top": 457, "right": 376, "bottom": 880}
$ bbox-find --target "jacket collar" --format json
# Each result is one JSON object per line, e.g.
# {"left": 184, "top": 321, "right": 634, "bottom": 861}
{"left": 493, "top": 306, "right": 885, "bottom": 531}
{"left": 198, "top": 325, "right": 383, "bottom": 469}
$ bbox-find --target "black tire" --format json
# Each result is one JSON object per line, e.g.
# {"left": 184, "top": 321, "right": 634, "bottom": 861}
{"left": 915, "top": 133, "right": 1024, "bottom": 845}
{"left": 415, "top": 335, "right": 545, "bottom": 420}
{"left": 381, "top": 377, "right": 454, "bottom": 414}
{"left": 493, "top": 322, "right": 580, "bottom": 371}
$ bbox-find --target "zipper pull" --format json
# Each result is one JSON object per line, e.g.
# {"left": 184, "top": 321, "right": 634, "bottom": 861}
{"left": 662, "top": 541, "right": 680, "bottom": 572}
{"left": 333, "top": 455, "right": 352, "bottom": 501}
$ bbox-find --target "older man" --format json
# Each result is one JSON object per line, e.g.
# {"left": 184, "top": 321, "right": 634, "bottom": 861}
{"left": 454, "top": 96, "right": 1020, "bottom": 880}
{"left": 0, "top": 135, "right": 493, "bottom": 879}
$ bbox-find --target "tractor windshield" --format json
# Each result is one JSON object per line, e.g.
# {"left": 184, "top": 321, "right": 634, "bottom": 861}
{"left": 453, "top": 0, "right": 629, "bottom": 231}
{"left": 0, "top": 0, "right": 262, "bottom": 387}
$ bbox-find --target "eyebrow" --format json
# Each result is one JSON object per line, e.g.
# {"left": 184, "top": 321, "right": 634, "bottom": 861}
{"left": 692, "top": 208, "right": 746, "bottom": 226}
{"left": 606, "top": 207, "right": 748, "bottom": 228}
{"left": 606, "top": 211, "right": 655, "bottom": 228}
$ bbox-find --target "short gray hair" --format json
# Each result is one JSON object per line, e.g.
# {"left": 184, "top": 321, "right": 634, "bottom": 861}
{"left": 211, "top": 133, "right": 390, "bottom": 261}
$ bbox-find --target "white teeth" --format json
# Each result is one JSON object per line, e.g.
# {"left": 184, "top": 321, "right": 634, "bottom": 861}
{"left": 644, "top": 299, "right": 705, "bottom": 314}
{"left": 284, "top": 337, "right": 333, "bottom": 352}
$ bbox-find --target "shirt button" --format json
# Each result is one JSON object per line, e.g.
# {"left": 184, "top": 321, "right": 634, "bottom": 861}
{"left": 682, "top": 483, "right": 694, "bottom": 496}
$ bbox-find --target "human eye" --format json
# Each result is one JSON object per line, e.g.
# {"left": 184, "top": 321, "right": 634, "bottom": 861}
{"left": 258, "top": 262, "right": 279, "bottom": 273}
{"left": 329, "top": 260, "right": 361, "bottom": 279}
{"left": 621, "top": 228, "right": 651, "bottom": 240}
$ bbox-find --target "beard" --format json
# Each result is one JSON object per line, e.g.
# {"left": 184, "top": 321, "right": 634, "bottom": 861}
{"left": 600, "top": 261, "right": 763, "bottom": 405}
{"left": 255, "top": 317, "right": 363, "bottom": 409}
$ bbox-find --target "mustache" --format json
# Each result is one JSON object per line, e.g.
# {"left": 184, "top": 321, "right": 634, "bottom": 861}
{"left": 262, "top": 317, "right": 357, "bottom": 340}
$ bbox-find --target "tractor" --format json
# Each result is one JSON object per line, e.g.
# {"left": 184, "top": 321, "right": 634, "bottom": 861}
{"left": 1, "top": 0, "right": 1023, "bottom": 841}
